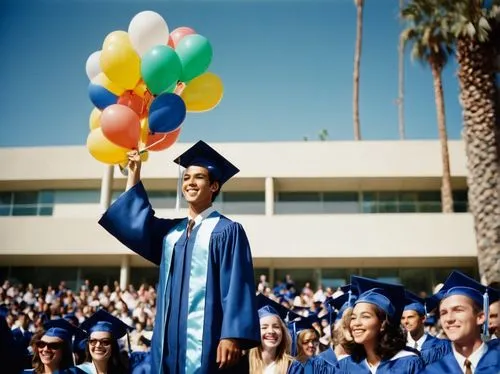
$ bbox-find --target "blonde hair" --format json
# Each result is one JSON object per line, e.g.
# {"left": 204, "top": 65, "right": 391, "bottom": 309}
{"left": 249, "top": 316, "right": 294, "bottom": 374}
{"left": 296, "top": 328, "right": 320, "bottom": 363}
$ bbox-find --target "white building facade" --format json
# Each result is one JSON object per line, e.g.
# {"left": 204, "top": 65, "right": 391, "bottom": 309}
{"left": 0, "top": 140, "right": 477, "bottom": 294}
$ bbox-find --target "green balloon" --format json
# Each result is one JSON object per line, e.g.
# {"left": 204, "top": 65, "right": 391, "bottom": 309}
{"left": 141, "top": 45, "right": 182, "bottom": 95}
{"left": 175, "top": 34, "right": 213, "bottom": 82}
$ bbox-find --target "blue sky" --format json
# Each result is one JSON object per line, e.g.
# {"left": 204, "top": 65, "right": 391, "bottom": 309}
{"left": 0, "top": 0, "right": 463, "bottom": 147}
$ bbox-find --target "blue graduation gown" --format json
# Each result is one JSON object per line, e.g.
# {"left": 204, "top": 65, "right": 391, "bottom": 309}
{"left": 318, "top": 347, "right": 338, "bottom": 366}
{"left": 420, "top": 347, "right": 500, "bottom": 374}
{"left": 22, "top": 368, "right": 86, "bottom": 374}
{"left": 335, "top": 352, "right": 424, "bottom": 373}
{"left": 99, "top": 182, "right": 260, "bottom": 374}
{"left": 419, "top": 335, "right": 451, "bottom": 366}
{"left": 291, "top": 357, "right": 337, "bottom": 374}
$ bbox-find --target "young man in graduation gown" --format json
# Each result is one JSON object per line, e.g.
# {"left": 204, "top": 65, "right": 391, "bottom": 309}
{"left": 421, "top": 271, "right": 500, "bottom": 374}
{"left": 99, "top": 141, "right": 260, "bottom": 374}
{"left": 401, "top": 290, "right": 451, "bottom": 366}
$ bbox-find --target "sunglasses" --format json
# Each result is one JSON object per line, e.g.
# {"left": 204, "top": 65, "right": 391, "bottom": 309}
{"left": 89, "top": 338, "right": 112, "bottom": 347}
{"left": 36, "top": 341, "right": 64, "bottom": 350}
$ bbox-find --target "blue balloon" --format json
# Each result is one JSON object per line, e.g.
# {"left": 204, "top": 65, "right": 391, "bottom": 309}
{"left": 148, "top": 93, "right": 187, "bottom": 134}
{"left": 88, "top": 82, "right": 117, "bottom": 110}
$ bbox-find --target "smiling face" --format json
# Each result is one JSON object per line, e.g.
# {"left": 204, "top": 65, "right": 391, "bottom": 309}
{"left": 89, "top": 331, "right": 113, "bottom": 362}
{"left": 401, "top": 309, "right": 425, "bottom": 336}
{"left": 182, "top": 166, "right": 219, "bottom": 208}
{"left": 37, "top": 336, "right": 64, "bottom": 368}
{"left": 439, "top": 295, "right": 485, "bottom": 345}
{"left": 298, "top": 330, "right": 319, "bottom": 357}
{"left": 260, "top": 315, "right": 283, "bottom": 351}
{"left": 350, "top": 302, "right": 383, "bottom": 346}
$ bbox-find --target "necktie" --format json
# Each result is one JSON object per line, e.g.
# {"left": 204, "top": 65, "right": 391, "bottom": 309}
{"left": 464, "top": 359, "right": 472, "bottom": 374}
{"left": 186, "top": 219, "right": 195, "bottom": 238}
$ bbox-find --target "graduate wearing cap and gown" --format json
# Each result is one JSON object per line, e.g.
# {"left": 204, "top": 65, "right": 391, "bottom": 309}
{"left": 249, "top": 295, "right": 305, "bottom": 373}
{"left": 99, "top": 141, "right": 260, "bottom": 374}
{"left": 401, "top": 290, "right": 451, "bottom": 366}
{"left": 318, "top": 289, "right": 357, "bottom": 367}
{"left": 77, "top": 309, "right": 132, "bottom": 374}
{"left": 421, "top": 271, "right": 500, "bottom": 374}
{"left": 335, "top": 276, "right": 424, "bottom": 374}
{"left": 23, "top": 318, "right": 86, "bottom": 374}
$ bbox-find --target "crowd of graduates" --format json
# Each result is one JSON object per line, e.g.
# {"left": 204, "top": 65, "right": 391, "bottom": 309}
{"left": 0, "top": 270, "right": 499, "bottom": 373}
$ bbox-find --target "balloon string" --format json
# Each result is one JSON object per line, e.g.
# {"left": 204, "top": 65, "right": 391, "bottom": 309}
{"left": 118, "top": 133, "right": 168, "bottom": 176}
{"left": 138, "top": 133, "right": 167, "bottom": 153}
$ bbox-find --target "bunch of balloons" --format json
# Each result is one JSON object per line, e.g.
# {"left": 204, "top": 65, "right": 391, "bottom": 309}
{"left": 85, "top": 11, "right": 224, "bottom": 165}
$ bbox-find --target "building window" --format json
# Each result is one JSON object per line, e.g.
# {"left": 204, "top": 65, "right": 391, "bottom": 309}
{"left": 0, "top": 191, "right": 55, "bottom": 216}
{"left": 216, "top": 192, "right": 265, "bottom": 214}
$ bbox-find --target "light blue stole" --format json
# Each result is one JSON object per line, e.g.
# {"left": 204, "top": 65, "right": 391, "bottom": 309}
{"left": 161, "top": 212, "right": 221, "bottom": 373}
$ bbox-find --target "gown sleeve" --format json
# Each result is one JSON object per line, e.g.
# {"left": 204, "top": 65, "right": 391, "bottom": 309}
{"left": 98, "top": 181, "right": 179, "bottom": 266}
{"left": 216, "top": 222, "right": 260, "bottom": 350}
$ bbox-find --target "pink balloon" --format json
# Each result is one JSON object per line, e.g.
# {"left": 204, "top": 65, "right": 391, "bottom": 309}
{"left": 168, "top": 27, "right": 196, "bottom": 48}
{"left": 100, "top": 104, "right": 141, "bottom": 149}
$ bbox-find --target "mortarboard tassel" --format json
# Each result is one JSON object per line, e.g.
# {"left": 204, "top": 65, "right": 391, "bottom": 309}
{"left": 483, "top": 290, "right": 490, "bottom": 340}
{"left": 175, "top": 159, "right": 182, "bottom": 212}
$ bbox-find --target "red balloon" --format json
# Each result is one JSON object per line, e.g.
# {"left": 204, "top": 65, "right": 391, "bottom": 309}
{"left": 146, "top": 127, "right": 181, "bottom": 151}
{"left": 118, "top": 91, "right": 145, "bottom": 117}
{"left": 100, "top": 104, "right": 141, "bottom": 149}
{"left": 168, "top": 27, "right": 196, "bottom": 48}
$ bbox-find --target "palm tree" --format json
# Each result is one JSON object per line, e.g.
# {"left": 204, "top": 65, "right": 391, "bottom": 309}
{"left": 353, "top": 0, "right": 364, "bottom": 140}
{"left": 398, "top": 0, "right": 406, "bottom": 140}
{"left": 401, "top": 0, "right": 454, "bottom": 213}
{"left": 445, "top": 0, "right": 500, "bottom": 284}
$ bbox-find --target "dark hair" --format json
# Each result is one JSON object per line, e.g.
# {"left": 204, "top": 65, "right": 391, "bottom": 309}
{"left": 207, "top": 173, "right": 221, "bottom": 202}
{"left": 31, "top": 331, "right": 75, "bottom": 373}
{"left": 350, "top": 305, "right": 407, "bottom": 362}
{"left": 84, "top": 336, "right": 129, "bottom": 374}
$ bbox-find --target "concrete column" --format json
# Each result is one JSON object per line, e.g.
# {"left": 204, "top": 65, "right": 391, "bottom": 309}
{"left": 265, "top": 177, "right": 274, "bottom": 216}
{"left": 120, "top": 255, "right": 130, "bottom": 290}
{"left": 99, "top": 165, "right": 114, "bottom": 213}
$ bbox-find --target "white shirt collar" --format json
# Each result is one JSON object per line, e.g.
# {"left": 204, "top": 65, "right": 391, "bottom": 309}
{"left": 452, "top": 342, "right": 488, "bottom": 373}
{"left": 406, "top": 332, "right": 428, "bottom": 351}
{"left": 188, "top": 206, "right": 215, "bottom": 226}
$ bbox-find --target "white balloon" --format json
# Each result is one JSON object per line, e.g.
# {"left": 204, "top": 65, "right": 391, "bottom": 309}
{"left": 128, "top": 11, "right": 169, "bottom": 56}
{"left": 85, "top": 50, "right": 102, "bottom": 80}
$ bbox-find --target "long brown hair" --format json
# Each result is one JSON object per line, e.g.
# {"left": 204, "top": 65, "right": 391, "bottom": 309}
{"left": 31, "top": 331, "right": 74, "bottom": 373}
{"left": 249, "top": 316, "right": 294, "bottom": 374}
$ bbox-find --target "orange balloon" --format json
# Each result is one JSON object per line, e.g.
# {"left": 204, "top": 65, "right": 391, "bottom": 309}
{"left": 146, "top": 127, "right": 181, "bottom": 151}
{"left": 100, "top": 104, "right": 141, "bottom": 149}
{"left": 118, "top": 91, "right": 145, "bottom": 117}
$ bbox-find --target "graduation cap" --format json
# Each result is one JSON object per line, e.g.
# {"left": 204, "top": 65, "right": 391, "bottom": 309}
{"left": 256, "top": 294, "right": 301, "bottom": 323}
{"left": 173, "top": 141, "right": 239, "bottom": 188}
{"left": 433, "top": 271, "right": 487, "bottom": 310}
{"left": 63, "top": 313, "right": 79, "bottom": 326}
{"left": 43, "top": 318, "right": 81, "bottom": 343}
{"left": 351, "top": 275, "right": 406, "bottom": 325}
{"left": 80, "top": 309, "right": 133, "bottom": 339}
{"left": 404, "top": 290, "right": 426, "bottom": 316}
{"left": 487, "top": 286, "right": 500, "bottom": 304}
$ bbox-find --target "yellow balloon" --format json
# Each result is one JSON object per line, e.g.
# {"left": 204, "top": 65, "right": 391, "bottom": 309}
{"left": 100, "top": 39, "right": 141, "bottom": 90}
{"left": 103, "top": 30, "right": 129, "bottom": 50}
{"left": 181, "top": 72, "right": 224, "bottom": 112}
{"left": 89, "top": 108, "right": 102, "bottom": 130}
{"left": 134, "top": 81, "right": 149, "bottom": 98}
{"left": 140, "top": 118, "right": 149, "bottom": 145}
{"left": 91, "top": 72, "right": 126, "bottom": 96}
{"left": 87, "top": 128, "right": 129, "bottom": 164}
{"left": 140, "top": 150, "right": 149, "bottom": 162}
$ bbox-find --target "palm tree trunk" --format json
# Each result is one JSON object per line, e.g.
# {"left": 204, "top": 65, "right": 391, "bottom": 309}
{"left": 353, "top": 0, "right": 364, "bottom": 141}
{"left": 456, "top": 37, "right": 500, "bottom": 284}
{"left": 398, "top": 0, "right": 405, "bottom": 140}
{"left": 430, "top": 63, "right": 453, "bottom": 213}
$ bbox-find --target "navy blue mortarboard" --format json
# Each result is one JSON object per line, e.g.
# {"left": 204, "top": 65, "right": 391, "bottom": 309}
{"left": 404, "top": 290, "right": 426, "bottom": 316}
{"left": 256, "top": 294, "right": 301, "bottom": 323}
{"left": 63, "top": 313, "right": 79, "bottom": 326}
{"left": 487, "top": 287, "right": 500, "bottom": 304}
{"left": 43, "top": 318, "right": 80, "bottom": 343}
{"left": 434, "top": 271, "right": 487, "bottom": 309}
{"left": 351, "top": 275, "right": 406, "bottom": 325}
{"left": 423, "top": 314, "right": 437, "bottom": 326}
{"left": 81, "top": 309, "right": 133, "bottom": 339}
{"left": 174, "top": 141, "right": 239, "bottom": 187}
